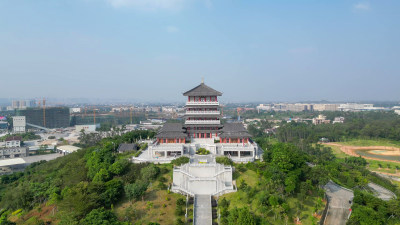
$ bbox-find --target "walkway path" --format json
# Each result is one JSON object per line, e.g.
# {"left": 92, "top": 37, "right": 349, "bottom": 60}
{"left": 194, "top": 195, "right": 212, "bottom": 225}
{"left": 323, "top": 181, "right": 354, "bottom": 225}
{"left": 368, "top": 182, "right": 397, "bottom": 201}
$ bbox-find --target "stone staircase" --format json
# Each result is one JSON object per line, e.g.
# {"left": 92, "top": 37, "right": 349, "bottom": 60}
{"left": 193, "top": 195, "right": 212, "bottom": 225}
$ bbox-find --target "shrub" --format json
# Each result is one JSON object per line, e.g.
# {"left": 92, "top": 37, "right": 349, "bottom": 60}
{"left": 157, "top": 182, "right": 168, "bottom": 190}
{"left": 141, "top": 164, "right": 160, "bottom": 181}
{"left": 175, "top": 218, "right": 184, "bottom": 225}
{"left": 237, "top": 164, "right": 247, "bottom": 172}
{"left": 176, "top": 198, "right": 185, "bottom": 207}
{"left": 134, "top": 150, "right": 142, "bottom": 157}
{"left": 158, "top": 176, "right": 167, "bottom": 183}
{"left": 11, "top": 209, "right": 22, "bottom": 216}
{"left": 171, "top": 157, "right": 190, "bottom": 166}
{"left": 140, "top": 143, "right": 148, "bottom": 150}
{"left": 215, "top": 156, "right": 233, "bottom": 166}
{"left": 175, "top": 206, "right": 184, "bottom": 216}
{"left": 196, "top": 148, "right": 210, "bottom": 155}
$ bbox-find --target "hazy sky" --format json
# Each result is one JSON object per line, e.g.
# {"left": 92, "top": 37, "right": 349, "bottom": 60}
{"left": 1, "top": 0, "right": 399, "bottom": 102}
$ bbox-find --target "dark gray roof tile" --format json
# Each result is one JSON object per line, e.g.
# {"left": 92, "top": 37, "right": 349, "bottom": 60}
{"left": 117, "top": 143, "right": 138, "bottom": 152}
{"left": 219, "top": 122, "right": 251, "bottom": 138}
{"left": 183, "top": 83, "right": 222, "bottom": 96}
{"left": 156, "top": 123, "right": 187, "bottom": 138}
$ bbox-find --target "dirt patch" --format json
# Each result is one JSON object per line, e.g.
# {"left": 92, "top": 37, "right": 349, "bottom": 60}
{"left": 325, "top": 143, "right": 400, "bottom": 177}
{"left": 10, "top": 204, "right": 58, "bottom": 224}
{"left": 325, "top": 143, "right": 400, "bottom": 163}
{"left": 369, "top": 149, "right": 400, "bottom": 156}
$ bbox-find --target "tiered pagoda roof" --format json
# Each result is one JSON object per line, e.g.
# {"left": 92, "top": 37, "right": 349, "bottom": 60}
{"left": 183, "top": 83, "right": 222, "bottom": 96}
{"left": 219, "top": 123, "right": 252, "bottom": 138}
{"left": 156, "top": 123, "right": 187, "bottom": 138}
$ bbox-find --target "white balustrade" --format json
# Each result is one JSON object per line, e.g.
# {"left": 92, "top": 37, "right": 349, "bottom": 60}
{"left": 186, "top": 101, "right": 219, "bottom": 106}
{"left": 185, "top": 120, "right": 220, "bottom": 125}
{"left": 185, "top": 111, "right": 220, "bottom": 115}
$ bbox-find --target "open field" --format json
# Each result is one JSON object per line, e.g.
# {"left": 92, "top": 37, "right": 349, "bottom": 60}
{"left": 324, "top": 143, "right": 400, "bottom": 163}
{"left": 340, "top": 139, "right": 400, "bottom": 148}
{"left": 323, "top": 141, "right": 400, "bottom": 177}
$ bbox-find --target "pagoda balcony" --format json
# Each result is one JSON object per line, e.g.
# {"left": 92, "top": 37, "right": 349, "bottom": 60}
{"left": 185, "top": 111, "right": 220, "bottom": 115}
{"left": 185, "top": 120, "right": 221, "bottom": 125}
{"left": 186, "top": 101, "right": 219, "bottom": 106}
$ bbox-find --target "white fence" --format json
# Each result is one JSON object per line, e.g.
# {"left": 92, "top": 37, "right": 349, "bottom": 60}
{"left": 186, "top": 102, "right": 219, "bottom": 106}
{"left": 185, "top": 111, "right": 220, "bottom": 115}
{"left": 185, "top": 120, "right": 221, "bottom": 125}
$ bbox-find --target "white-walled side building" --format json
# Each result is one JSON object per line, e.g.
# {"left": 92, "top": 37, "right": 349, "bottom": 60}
{"left": 313, "top": 104, "right": 339, "bottom": 111}
{"left": 70, "top": 108, "right": 82, "bottom": 113}
{"left": 0, "top": 147, "right": 28, "bottom": 159}
{"left": 75, "top": 124, "right": 100, "bottom": 132}
{"left": 312, "top": 115, "right": 331, "bottom": 125}
{"left": 57, "top": 145, "right": 80, "bottom": 155}
{"left": 333, "top": 117, "right": 345, "bottom": 124}
{"left": 5, "top": 136, "right": 22, "bottom": 148}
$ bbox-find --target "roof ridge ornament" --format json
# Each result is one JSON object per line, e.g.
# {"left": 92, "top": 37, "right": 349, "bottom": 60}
{"left": 201, "top": 77, "right": 204, "bottom": 84}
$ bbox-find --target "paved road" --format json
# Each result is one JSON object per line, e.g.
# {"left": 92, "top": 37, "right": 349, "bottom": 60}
{"left": 0, "top": 153, "right": 63, "bottom": 167}
{"left": 194, "top": 195, "right": 212, "bottom": 225}
{"left": 324, "top": 181, "right": 354, "bottom": 225}
{"left": 368, "top": 182, "right": 397, "bottom": 201}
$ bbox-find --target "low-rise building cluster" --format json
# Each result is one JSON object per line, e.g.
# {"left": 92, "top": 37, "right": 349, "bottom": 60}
{"left": 256, "top": 103, "right": 398, "bottom": 112}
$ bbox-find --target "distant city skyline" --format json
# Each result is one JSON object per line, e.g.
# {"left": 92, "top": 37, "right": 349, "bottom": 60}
{"left": 1, "top": 1, "right": 399, "bottom": 102}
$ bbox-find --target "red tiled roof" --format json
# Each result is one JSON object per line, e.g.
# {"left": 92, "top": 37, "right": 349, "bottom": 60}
{"left": 5, "top": 136, "right": 22, "bottom": 142}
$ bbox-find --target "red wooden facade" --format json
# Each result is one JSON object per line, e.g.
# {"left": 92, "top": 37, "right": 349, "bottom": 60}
{"left": 157, "top": 138, "right": 186, "bottom": 144}
{"left": 220, "top": 138, "right": 249, "bottom": 143}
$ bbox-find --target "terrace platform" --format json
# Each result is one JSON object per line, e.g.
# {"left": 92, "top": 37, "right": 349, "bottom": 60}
{"left": 171, "top": 155, "right": 236, "bottom": 197}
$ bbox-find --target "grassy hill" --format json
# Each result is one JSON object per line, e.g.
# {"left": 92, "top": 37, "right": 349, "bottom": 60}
{"left": 0, "top": 132, "right": 399, "bottom": 224}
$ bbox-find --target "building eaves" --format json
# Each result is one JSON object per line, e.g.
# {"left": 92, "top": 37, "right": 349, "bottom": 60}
{"left": 183, "top": 83, "right": 222, "bottom": 96}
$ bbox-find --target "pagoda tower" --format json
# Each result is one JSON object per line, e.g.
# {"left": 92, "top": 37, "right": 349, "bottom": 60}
{"left": 183, "top": 81, "right": 222, "bottom": 139}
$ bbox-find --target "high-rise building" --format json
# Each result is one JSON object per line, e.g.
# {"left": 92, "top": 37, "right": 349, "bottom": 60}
{"left": 16, "top": 107, "right": 70, "bottom": 128}
{"left": 13, "top": 116, "right": 26, "bottom": 133}
{"left": 11, "top": 99, "right": 36, "bottom": 109}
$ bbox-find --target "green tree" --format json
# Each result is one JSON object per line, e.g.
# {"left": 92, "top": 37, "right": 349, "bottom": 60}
{"left": 60, "top": 182, "right": 101, "bottom": 219}
{"left": 227, "top": 207, "right": 256, "bottom": 225}
{"left": 140, "top": 164, "right": 160, "bottom": 181}
{"left": 80, "top": 207, "right": 121, "bottom": 225}
{"left": 109, "top": 159, "right": 129, "bottom": 175}
{"left": 101, "top": 179, "right": 123, "bottom": 206}
{"left": 124, "top": 181, "right": 148, "bottom": 201}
